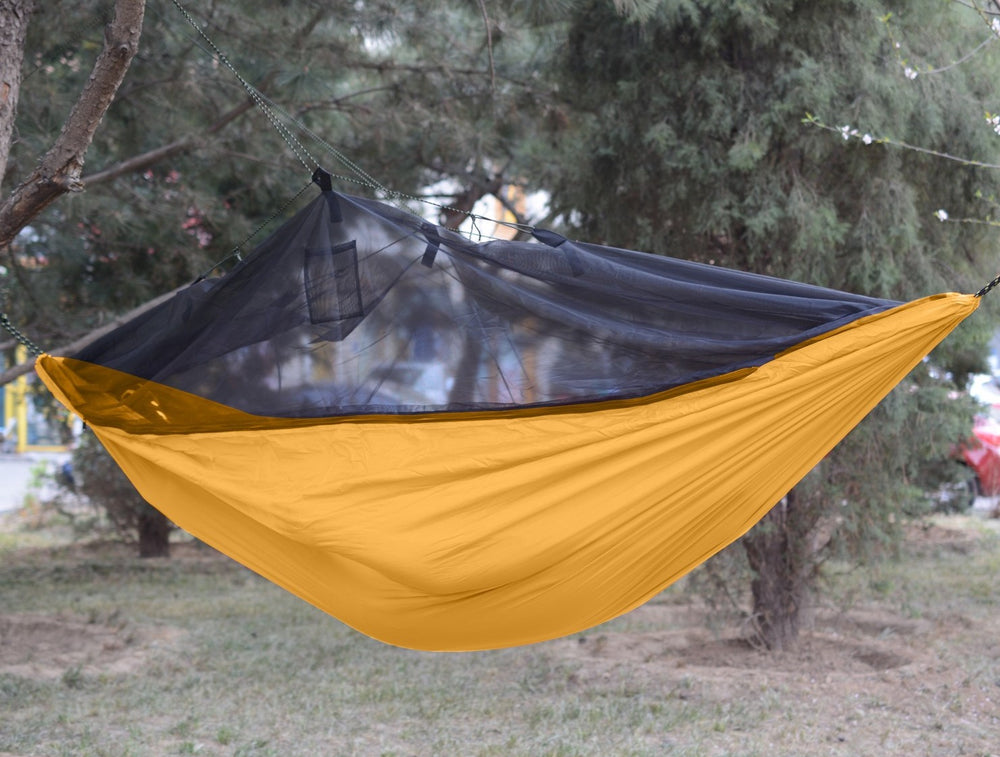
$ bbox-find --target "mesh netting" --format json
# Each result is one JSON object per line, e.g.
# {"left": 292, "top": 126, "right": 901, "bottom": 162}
{"left": 75, "top": 189, "right": 896, "bottom": 417}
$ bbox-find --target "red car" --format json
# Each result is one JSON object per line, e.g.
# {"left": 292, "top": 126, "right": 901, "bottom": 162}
{"left": 960, "top": 415, "right": 1000, "bottom": 497}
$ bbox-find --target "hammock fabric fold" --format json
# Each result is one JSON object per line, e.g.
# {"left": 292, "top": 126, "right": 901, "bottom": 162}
{"left": 34, "top": 187, "right": 979, "bottom": 650}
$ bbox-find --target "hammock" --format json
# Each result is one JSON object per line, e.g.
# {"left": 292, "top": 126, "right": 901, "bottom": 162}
{"left": 35, "top": 183, "right": 978, "bottom": 650}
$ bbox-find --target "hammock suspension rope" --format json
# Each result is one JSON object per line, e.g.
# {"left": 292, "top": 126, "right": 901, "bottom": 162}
{"left": 975, "top": 270, "right": 1000, "bottom": 298}
{"left": 0, "top": 309, "right": 44, "bottom": 358}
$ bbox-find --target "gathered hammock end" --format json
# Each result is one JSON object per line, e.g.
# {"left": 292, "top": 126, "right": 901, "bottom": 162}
{"left": 34, "top": 187, "right": 979, "bottom": 651}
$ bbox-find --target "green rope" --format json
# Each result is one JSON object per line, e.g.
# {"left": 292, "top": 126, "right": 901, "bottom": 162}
{"left": 0, "top": 311, "right": 44, "bottom": 358}
{"left": 166, "top": 0, "right": 531, "bottom": 240}
{"left": 169, "top": 0, "right": 317, "bottom": 174}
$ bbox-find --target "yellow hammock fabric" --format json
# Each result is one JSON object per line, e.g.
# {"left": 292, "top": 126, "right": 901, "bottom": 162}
{"left": 36, "top": 292, "right": 976, "bottom": 651}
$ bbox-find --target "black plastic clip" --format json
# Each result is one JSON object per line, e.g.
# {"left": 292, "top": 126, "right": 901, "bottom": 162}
{"left": 312, "top": 167, "right": 342, "bottom": 221}
{"left": 312, "top": 167, "right": 333, "bottom": 192}
{"left": 532, "top": 228, "right": 585, "bottom": 277}
{"left": 421, "top": 223, "right": 442, "bottom": 268}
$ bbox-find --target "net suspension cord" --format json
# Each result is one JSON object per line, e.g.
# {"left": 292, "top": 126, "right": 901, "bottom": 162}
{"left": 168, "top": 0, "right": 535, "bottom": 242}
{"left": 169, "top": 0, "right": 317, "bottom": 175}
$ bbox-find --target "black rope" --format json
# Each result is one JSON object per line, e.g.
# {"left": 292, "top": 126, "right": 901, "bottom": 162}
{"left": 975, "top": 273, "right": 1000, "bottom": 298}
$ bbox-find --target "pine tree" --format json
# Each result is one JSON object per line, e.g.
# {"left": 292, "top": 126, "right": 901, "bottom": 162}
{"left": 526, "top": 0, "right": 1000, "bottom": 649}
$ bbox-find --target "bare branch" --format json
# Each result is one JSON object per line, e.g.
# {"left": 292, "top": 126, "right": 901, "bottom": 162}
{"left": 802, "top": 115, "right": 1000, "bottom": 169}
{"left": 82, "top": 97, "right": 256, "bottom": 186}
{"left": 1, "top": 355, "right": 35, "bottom": 385}
{"left": 82, "top": 137, "right": 195, "bottom": 187}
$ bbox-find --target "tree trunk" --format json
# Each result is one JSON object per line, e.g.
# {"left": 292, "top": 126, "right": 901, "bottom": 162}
{"left": 0, "top": 0, "right": 34, "bottom": 188}
{"left": 137, "top": 506, "right": 170, "bottom": 558}
{"left": 741, "top": 490, "right": 810, "bottom": 651}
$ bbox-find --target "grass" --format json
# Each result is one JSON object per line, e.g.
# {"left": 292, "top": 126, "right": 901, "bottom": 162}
{"left": 1, "top": 516, "right": 999, "bottom": 757}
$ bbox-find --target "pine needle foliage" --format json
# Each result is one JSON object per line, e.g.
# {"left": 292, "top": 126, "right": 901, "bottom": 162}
{"left": 526, "top": 0, "right": 1000, "bottom": 648}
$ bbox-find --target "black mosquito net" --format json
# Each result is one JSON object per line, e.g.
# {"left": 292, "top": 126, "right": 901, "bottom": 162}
{"left": 75, "top": 188, "right": 897, "bottom": 417}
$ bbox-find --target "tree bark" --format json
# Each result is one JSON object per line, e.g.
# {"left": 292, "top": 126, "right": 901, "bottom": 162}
{"left": 0, "top": 0, "right": 34, "bottom": 187}
{"left": 447, "top": 332, "right": 484, "bottom": 405}
{"left": 0, "top": 0, "right": 145, "bottom": 248}
{"left": 741, "top": 490, "right": 810, "bottom": 651}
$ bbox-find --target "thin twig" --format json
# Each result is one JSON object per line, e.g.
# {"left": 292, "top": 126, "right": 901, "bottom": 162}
{"left": 476, "top": 0, "right": 497, "bottom": 95}
{"left": 803, "top": 116, "right": 1000, "bottom": 170}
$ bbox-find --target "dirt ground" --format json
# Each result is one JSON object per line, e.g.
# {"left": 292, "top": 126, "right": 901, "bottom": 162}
{"left": 0, "top": 612, "right": 185, "bottom": 681}
{"left": 0, "top": 540, "right": 205, "bottom": 685}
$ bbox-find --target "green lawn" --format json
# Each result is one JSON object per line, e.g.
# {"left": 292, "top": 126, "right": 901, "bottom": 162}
{"left": 1, "top": 516, "right": 998, "bottom": 757}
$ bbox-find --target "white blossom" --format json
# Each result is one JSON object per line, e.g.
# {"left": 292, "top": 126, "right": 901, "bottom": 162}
{"left": 904, "top": 66, "right": 918, "bottom": 80}
{"left": 992, "top": 17, "right": 1000, "bottom": 35}
{"left": 935, "top": 209, "right": 949, "bottom": 222}
{"left": 0, "top": 265, "right": 7, "bottom": 276}
{"left": 862, "top": 133, "right": 873, "bottom": 145}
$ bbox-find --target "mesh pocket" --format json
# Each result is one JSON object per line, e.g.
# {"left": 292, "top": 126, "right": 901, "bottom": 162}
{"left": 304, "top": 241, "right": 363, "bottom": 324}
